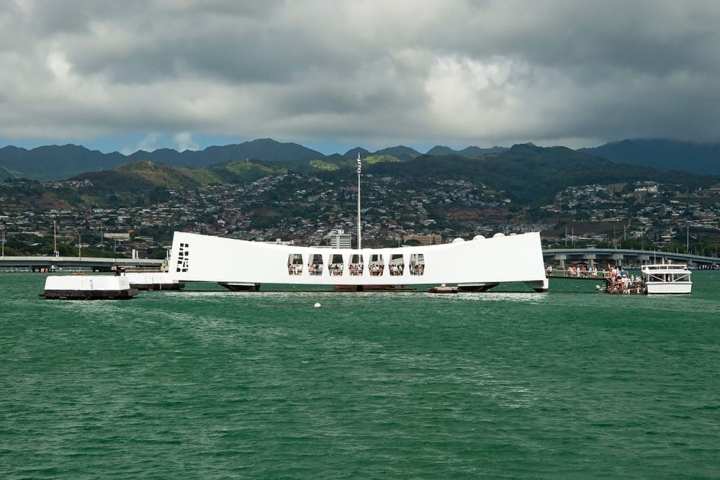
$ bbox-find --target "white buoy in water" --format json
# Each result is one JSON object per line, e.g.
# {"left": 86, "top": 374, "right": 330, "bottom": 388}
{"left": 314, "top": 302, "right": 322, "bottom": 308}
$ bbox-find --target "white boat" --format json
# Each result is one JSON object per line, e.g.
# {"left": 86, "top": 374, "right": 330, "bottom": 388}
{"left": 428, "top": 284, "right": 459, "bottom": 294}
{"left": 641, "top": 264, "right": 692, "bottom": 294}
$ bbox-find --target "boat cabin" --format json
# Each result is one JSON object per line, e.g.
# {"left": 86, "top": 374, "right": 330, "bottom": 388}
{"left": 641, "top": 264, "right": 692, "bottom": 294}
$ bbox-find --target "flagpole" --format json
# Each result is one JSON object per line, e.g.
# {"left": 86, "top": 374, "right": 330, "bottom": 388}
{"left": 357, "top": 153, "right": 362, "bottom": 250}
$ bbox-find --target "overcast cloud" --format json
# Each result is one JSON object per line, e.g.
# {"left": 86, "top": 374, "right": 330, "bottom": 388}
{"left": 1, "top": 0, "right": 719, "bottom": 151}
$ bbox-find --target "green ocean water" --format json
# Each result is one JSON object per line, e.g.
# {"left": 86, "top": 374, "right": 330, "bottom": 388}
{"left": 2, "top": 274, "right": 720, "bottom": 479}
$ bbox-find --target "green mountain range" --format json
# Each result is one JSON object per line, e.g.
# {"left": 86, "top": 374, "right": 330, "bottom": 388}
{"left": 26, "top": 143, "right": 708, "bottom": 209}
{"left": 371, "top": 144, "right": 712, "bottom": 203}
{"left": 426, "top": 145, "right": 505, "bottom": 157}
{"left": 2, "top": 137, "right": 719, "bottom": 183}
{"left": 0, "top": 145, "right": 126, "bottom": 180}
{"left": 0, "top": 139, "right": 318, "bottom": 181}
{"left": 581, "top": 139, "right": 720, "bottom": 175}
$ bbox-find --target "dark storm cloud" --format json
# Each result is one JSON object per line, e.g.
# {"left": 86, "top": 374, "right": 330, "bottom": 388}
{"left": 1, "top": 0, "right": 719, "bottom": 148}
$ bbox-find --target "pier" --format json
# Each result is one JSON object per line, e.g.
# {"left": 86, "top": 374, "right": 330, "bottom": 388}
{"left": 543, "top": 248, "right": 720, "bottom": 269}
{"left": 548, "top": 268, "right": 647, "bottom": 294}
{"left": 1, "top": 247, "right": 718, "bottom": 276}
{"left": 548, "top": 269, "right": 610, "bottom": 282}
{"left": 0, "top": 255, "right": 164, "bottom": 272}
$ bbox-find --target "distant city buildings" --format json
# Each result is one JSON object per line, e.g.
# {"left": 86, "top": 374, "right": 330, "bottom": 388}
{"left": 1, "top": 173, "right": 720, "bottom": 257}
{"left": 103, "top": 232, "right": 130, "bottom": 241}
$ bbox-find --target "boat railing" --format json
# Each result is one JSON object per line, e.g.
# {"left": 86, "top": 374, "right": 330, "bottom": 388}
{"left": 548, "top": 269, "right": 612, "bottom": 280}
{"left": 642, "top": 264, "right": 688, "bottom": 271}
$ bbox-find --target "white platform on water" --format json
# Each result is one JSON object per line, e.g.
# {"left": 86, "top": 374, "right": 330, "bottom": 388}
{"left": 122, "top": 272, "right": 182, "bottom": 289}
{"left": 43, "top": 275, "right": 137, "bottom": 299}
{"left": 45, "top": 275, "right": 132, "bottom": 292}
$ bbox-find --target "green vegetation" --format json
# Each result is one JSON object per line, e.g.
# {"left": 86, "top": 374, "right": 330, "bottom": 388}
{"left": 43, "top": 159, "right": 290, "bottom": 208}
{"left": 176, "top": 167, "right": 224, "bottom": 185}
{"left": 115, "top": 161, "right": 201, "bottom": 189}
{"left": 365, "top": 154, "right": 401, "bottom": 165}
{"left": 210, "top": 159, "right": 286, "bottom": 182}
{"left": 310, "top": 159, "right": 341, "bottom": 171}
{"left": 370, "top": 144, "right": 714, "bottom": 204}
{"left": 0, "top": 166, "right": 16, "bottom": 181}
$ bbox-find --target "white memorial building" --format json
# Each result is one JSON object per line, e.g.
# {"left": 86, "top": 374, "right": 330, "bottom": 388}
{"left": 167, "top": 155, "right": 548, "bottom": 292}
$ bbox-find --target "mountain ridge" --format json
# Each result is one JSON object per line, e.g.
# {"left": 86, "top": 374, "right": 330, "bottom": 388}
{"left": 49, "top": 144, "right": 716, "bottom": 208}
{"left": 2, "top": 137, "right": 720, "bottom": 181}
{"left": 581, "top": 138, "right": 720, "bottom": 175}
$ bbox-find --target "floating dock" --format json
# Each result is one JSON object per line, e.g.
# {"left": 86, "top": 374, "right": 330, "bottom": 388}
{"left": 123, "top": 272, "right": 184, "bottom": 291}
{"left": 43, "top": 276, "right": 137, "bottom": 300}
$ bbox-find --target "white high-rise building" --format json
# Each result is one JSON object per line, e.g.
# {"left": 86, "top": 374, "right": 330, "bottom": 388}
{"left": 326, "top": 229, "right": 352, "bottom": 249}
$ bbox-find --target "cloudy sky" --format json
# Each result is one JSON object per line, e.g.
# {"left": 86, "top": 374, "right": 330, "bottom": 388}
{"left": 1, "top": 0, "right": 719, "bottom": 153}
